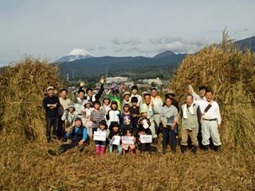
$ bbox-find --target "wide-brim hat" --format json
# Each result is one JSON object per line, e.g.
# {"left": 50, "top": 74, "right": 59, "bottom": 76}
{"left": 123, "top": 91, "right": 131, "bottom": 97}
{"left": 165, "top": 90, "right": 175, "bottom": 97}
{"left": 83, "top": 100, "right": 92, "bottom": 106}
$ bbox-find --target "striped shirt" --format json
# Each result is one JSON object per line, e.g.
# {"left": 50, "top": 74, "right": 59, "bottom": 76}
{"left": 90, "top": 109, "right": 104, "bottom": 129}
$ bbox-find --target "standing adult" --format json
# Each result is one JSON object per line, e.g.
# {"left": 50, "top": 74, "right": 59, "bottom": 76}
{"left": 188, "top": 83, "right": 207, "bottom": 101}
{"left": 74, "top": 89, "right": 86, "bottom": 125}
{"left": 161, "top": 97, "right": 178, "bottom": 154}
{"left": 196, "top": 90, "right": 222, "bottom": 151}
{"left": 58, "top": 89, "right": 71, "bottom": 139}
{"left": 43, "top": 86, "right": 60, "bottom": 142}
{"left": 165, "top": 90, "right": 179, "bottom": 111}
{"left": 85, "top": 77, "right": 105, "bottom": 104}
{"left": 141, "top": 93, "right": 157, "bottom": 141}
{"left": 150, "top": 88, "right": 163, "bottom": 142}
{"left": 180, "top": 95, "right": 201, "bottom": 154}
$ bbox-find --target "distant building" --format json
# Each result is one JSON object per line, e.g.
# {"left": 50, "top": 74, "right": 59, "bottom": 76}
{"left": 106, "top": 77, "right": 128, "bottom": 84}
{"left": 142, "top": 77, "right": 163, "bottom": 86}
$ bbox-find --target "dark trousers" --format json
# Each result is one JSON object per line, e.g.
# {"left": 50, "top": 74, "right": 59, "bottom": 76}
{"left": 58, "top": 115, "right": 65, "bottom": 138}
{"left": 162, "top": 125, "right": 177, "bottom": 150}
{"left": 46, "top": 116, "right": 59, "bottom": 140}
{"left": 59, "top": 141, "right": 79, "bottom": 152}
{"left": 139, "top": 143, "right": 151, "bottom": 152}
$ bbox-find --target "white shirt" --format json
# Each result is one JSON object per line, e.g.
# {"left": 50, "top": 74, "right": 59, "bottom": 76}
{"left": 130, "top": 94, "right": 142, "bottom": 107}
{"left": 188, "top": 85, "right": 206, "bottom": 101}
{"left": 196, "top": 100, "right": 221, "bottom": 125}
{"left": 151, "top": 96, "right": 163, "bottom": 114}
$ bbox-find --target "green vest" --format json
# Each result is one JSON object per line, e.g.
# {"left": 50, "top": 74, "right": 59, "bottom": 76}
{"left": 181, "top": 104, "right": 199, "bottom": 130}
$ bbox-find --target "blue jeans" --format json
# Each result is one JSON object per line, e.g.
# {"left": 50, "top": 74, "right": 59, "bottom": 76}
{"left": 109, "top": 144, "right": 122, "bottom": 154}
{"left": 162, "top": 125, "right": 177, "bottom": 150}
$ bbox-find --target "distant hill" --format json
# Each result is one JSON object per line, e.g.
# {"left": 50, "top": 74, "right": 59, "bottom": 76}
{"left": 56, "top": 51, "right": 186, "bottom": 78}
{"left": 153, "top": 50, "right": 176, "bottom": 58}
{"left": 234, "top": 36, "right": 255, "bottom": 52}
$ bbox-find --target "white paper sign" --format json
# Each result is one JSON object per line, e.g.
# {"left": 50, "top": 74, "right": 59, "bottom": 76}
{"left": 140, "top": 135, "right": 152, "bottom": 143}
{"left": 112, "top": 136, "right": 121, "bottom": 145}
{"left": 93, "top": 131, "right": 106, "bottom": 141}
{"left": 122, "top": 136, "right": 134, "bottom": 145}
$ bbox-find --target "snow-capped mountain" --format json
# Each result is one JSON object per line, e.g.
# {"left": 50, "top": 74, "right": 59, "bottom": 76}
{"left": 55, "top": 48, "right": 95, "bottom": 63}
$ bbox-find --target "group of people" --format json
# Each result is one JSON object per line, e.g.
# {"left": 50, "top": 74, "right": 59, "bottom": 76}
{"left": 44, "top": 77, "right": 222, "bottom": 156}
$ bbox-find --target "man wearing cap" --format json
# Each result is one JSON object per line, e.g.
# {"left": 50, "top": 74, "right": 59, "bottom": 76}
{"left": 196, "top": 90, "right": 222, "bottom": 151}
{"left": 130, "top": 85, "right": 142, "bottom": 107}
{"left": 58, "top": 89, "right": 71, "bottom": 139}
{"left": 48, "top": 117, "right": 88, "bottom": 156}
{"left": 43, "top": 86, "right": 60, "bottom": 142}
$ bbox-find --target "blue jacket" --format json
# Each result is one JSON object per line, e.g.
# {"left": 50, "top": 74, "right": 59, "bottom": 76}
{"left": 66, "top": 126, "right": 88, "bottom": 142}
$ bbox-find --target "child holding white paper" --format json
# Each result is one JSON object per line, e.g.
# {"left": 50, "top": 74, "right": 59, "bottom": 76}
{"left": 94, "top": 120, "right": 109, "bottom": 155}
{"left": 108, "top": 123, "right": 122, "bottom": 155}
{"left": 122, "top": 129, "right": 136, "bottom": 155}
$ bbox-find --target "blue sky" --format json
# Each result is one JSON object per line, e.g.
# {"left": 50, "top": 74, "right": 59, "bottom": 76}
{"left": 0, "top": 0, "right": 254, "bottom": 65}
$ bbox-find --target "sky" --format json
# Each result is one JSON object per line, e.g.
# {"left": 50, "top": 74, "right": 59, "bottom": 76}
{"left": 0, "top": 0, "right": 254, "bottom": 65}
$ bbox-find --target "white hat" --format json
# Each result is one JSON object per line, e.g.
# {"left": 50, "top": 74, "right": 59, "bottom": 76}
{"left": 47, "top": 86, "right": 54, "bottom": 91}
{"left": 123, "top": 91, "right": 131, "bottom": 97}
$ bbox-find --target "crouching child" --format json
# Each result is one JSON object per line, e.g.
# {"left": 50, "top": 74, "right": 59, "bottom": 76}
{"left": 122, "top": 129, "right": 136, "bottom": 155}
{"left": 48, "top": 117, "right": 88, "bottom": 156}
{"left": 137, "top": 114, "right": 158, "bottom": 153}
{"left": 94, "top": 120, "right": 109, "bottom": 155}
{"left": 108, "top": 122, "right": 122, "bottom": 155}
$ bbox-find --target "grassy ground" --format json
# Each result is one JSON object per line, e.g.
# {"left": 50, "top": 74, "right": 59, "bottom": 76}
{"left": 0, "top": 135, "right": 254, "bottom": 191}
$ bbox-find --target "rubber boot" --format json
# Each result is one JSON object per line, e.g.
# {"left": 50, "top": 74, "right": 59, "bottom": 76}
{"left": 100, "top": 146, "right": 106, "bottom": 155}
{"left": 181, "top": 145, "right": 187, "bottom": 154}
{"left": 95, "top": 145, "right": 100, "bottom": 154}
{"left": 130, "top": 149, "right": 135, "bottom": 156}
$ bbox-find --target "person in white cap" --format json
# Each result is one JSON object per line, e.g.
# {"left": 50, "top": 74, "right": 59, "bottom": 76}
{"left": 61, "top": 104, "right": 78, "bottom": 131}
{"left": 42, "top": 86, "right": 60, "bottom": 142}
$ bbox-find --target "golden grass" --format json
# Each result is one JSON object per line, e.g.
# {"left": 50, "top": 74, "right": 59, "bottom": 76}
{"left": 0, "top": 137, "right": 254, "bottom": 191}
{"left": 171, "top": 32, "right": 255, "bottom": 150}
{"left": 0, "top": 58, "right": 62, "bottom": 141}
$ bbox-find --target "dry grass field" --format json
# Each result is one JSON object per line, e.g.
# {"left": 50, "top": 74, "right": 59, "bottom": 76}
{"left": 0, "top": 137, "right": 254, "bottom": 191}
